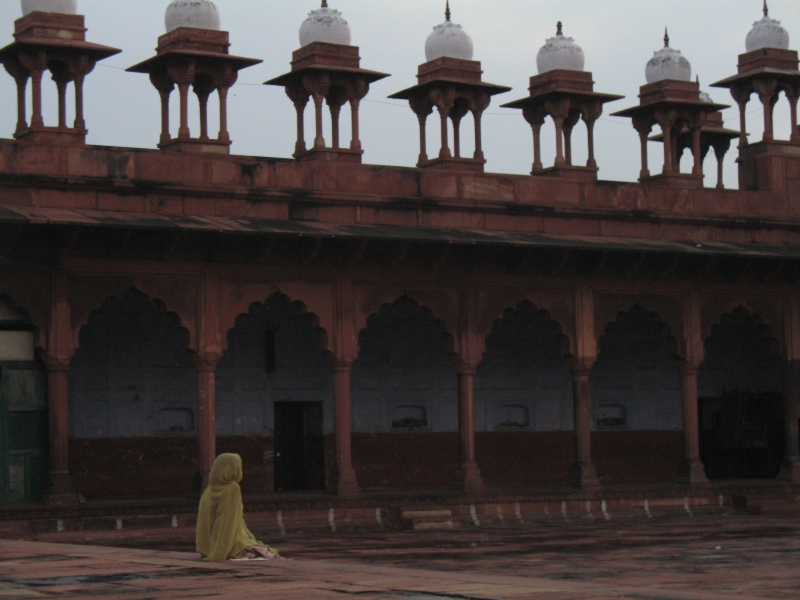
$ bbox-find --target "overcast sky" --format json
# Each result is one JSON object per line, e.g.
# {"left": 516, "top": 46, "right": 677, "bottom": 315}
{"left": 0, "top": 0, "right": 795, "bottom": 188}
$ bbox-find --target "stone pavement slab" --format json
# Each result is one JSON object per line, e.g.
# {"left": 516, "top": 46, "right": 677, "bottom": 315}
{"left": 2, "top": 515, "right": 800, "bottom": 598}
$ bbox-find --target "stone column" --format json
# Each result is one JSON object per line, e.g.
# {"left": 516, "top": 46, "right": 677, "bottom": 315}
{"left": 30, "top": 69, "right": 44, "bottom": 128}
{"left": 523, "top": 105, "right": 545, "bottom": 173}
{"left": 655, "top": 109, "right": 678, "bottom": 175}
{"left": 678, "top": 361, "right": 709, "bottom": 486}
{"left": 410, "top": 95, "right": 433, "bottom": 165}
{"left": 55, "top": 80, "right": 68, "bottom": 128}
{"left": 178, "top": 83, "right": 191, "bottom": 140}
{"left": 788, "top": 90, "right": 799, "bottom": 143}
{"left": 632, "top": 116, "right": 653, "bottom": 180}
{"left": 43, "top": 360, "right": 77, "bottom": 505}
{"left": 563, "top": 110, "right": 581, "bottom": 167}
{"left": 349, "top": 78, "right": 368, "bottom": 152}
{"left": 437, "top": 104, "right": 452, "bottom": 159}
{"left": 15, "top": 75, "right": 29, "bottom": 135}
{"left": 569, "top": 364, "right": 601, "bottom": 489}
{"left": 691, "top": 126, "right": 703, "bottom": 176}
{"left": 217, "top": 86, "right": 230, "bottom": 142}
{"left": 457, "top": 366, "right": 484, "bottom": 494}
{"left": 195, "top": 356, "right": 219, "bottom": 489}
{"left": 779, "top": 361, "right": 800, "bottom": 483}
{"left": 332, "top": 363, "right": 359, "bottom": 496}
{"left": 753, "top": 78, "right": 778, "bottom": 142}
{"left": 312, "top": 93, "right": 326, "bottom": 150}
{"left": 713, "top": 139, "right": 731, "bottom": 190}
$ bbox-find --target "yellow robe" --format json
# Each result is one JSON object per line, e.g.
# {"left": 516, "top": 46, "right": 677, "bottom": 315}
{"left": 196, "top": 453, "right": 276, "bottom": 561}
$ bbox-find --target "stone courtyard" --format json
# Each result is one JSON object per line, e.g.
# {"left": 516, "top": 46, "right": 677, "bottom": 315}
{"left": 2, "top": 513, "right": 799, "bottom": 599}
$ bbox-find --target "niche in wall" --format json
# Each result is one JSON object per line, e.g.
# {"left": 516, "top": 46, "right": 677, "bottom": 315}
{"left": 391, "top": 405, "right": 428, "bottom": 431}
{"left": 157, "top": 407, "right": 195, "bottom": 434}
{"left": 596, "top": 404, "right": 627, "bottom": 429}
{"left": 495, "top": 404, "right": 531, "bottom": 430}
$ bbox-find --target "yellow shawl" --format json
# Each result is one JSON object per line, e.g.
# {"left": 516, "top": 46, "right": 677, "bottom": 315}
{"left": 196, "top": 453, "right": 272, "bottom": 561}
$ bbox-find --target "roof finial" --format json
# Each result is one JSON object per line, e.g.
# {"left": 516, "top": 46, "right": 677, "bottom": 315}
{"left": 321, "top": 0, "right": 328, "bottom": 7}
{"left": 557, "top": 21, "right": 563, "bottom": 36}
{"left": 664, "top": 27, "right": 670, "bottom": 48}
{"left": 445, "top": 1, "right": 451, "bottom": 21}
{"left": 763, "top": 0, "right": 769, "bottom": 17}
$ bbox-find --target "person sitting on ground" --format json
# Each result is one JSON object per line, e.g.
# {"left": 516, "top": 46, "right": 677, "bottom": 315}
{"left": 196, "top": 453, "right": 280, "bottom": 561}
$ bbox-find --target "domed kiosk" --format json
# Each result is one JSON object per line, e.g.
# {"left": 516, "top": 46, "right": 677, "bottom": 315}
{"left": 0, "top": 0, "right": 120, "bottom": 146}
{"left": 712, "top": 1, "right": 800, "bottom": 171}
{"left": 502, "top": 22, "right": 622, "bottom": 182}
{"left": 613, "top": 30, "right": 728, "bottom": 188}
{"left": 389, "top": 2, "right": 510, "bottom": 173}
{"left": 127, "top": 0, "right": 260, "bottom": 154}
{"left": 266, "top": 1, "right": 389, "bottom": 165}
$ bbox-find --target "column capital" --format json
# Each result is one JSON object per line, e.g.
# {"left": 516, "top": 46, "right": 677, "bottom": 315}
{"left": 568, "top": 356, "right": 595, "bottom": 376}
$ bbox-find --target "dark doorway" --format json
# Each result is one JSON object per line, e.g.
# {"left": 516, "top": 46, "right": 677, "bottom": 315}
{"left": 699, "top": 392, "right": 785, "bottom": 479}
{"left": 273, "top": 401, "right": 325, "bottom": 492}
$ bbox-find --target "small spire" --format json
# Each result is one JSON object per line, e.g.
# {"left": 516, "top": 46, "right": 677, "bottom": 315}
{"left": 763, "top": 0, "right": 768, "bottom": 17}
{"left": 445, "top": 1, "right": 451, "bottom": 21}
{"left": 321, "top": 0, "right": 328, "bottom": 7}
{"left": 664, "top": 27, "right": 670, "bottom": 48}
{"left": 557, "top": 21, "right": 563, "bottom": 36}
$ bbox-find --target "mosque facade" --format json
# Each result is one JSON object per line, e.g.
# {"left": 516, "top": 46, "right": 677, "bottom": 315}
{"left": 0, "top": 0, "right": 799, "bottom": 512}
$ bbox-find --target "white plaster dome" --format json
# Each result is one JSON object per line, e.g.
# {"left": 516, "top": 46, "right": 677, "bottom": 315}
{"left": 299, "top": 2, "right": 352, "bottom": 47}
{"left": 745, "top": 4, "right": 790, "bottom": 52}
{"left": 425, "top": 4, "right": 474, "bottom": 62}
{"left": 165, "top": 0, "right": 221, "bottom": 33}
{"left": 21, "top": 0, "right": 78, "bottom": 16}
{"left": 645, "top": 30, "right": 692, "bottom": 83}
{"left": 537, "top": 22, "right": 585, "bottom": 73}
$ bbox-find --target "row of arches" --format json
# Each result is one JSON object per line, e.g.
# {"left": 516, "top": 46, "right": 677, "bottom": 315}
{"left": 51, "top": 290, "right": 788, "bottom": 499}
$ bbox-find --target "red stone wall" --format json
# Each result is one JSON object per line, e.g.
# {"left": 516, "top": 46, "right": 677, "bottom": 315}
{"left": 593, "top": 431, "right": 684, "bottom": 484}
{"left": 476, "top": 432, "right": 575, "bottom": 487}
{"left": 70, "top": 436, "right": 274, "bottom": 500}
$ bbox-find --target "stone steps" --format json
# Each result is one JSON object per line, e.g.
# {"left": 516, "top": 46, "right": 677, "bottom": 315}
{"left": 401, "top": 509, "right": 465, "bottom": 530}
{"left": 734, "top": 495, "right": 800, "bottom": 516}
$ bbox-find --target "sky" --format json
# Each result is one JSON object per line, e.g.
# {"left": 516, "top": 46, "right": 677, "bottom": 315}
{"left": 0, "top": 0, "right": 796, "bottom": 189}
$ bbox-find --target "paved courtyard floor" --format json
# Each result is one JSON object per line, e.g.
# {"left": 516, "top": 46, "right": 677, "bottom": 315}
{"left": 1, "top": 514, "right": 799, "bottom": 599}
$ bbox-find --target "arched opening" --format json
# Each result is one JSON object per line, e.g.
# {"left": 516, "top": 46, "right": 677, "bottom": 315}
{"left": 217, "top": 294, "right": 332, "bottom": 494}
{"left": 0, "top": 297, "right": 47, "bottom": 506}
{"left": 68, "top": 288, "right": 196, "bottom": 500}
{"left": 351, "top": 296, "right": 457, "bottom": 489}
{"left": 590, "top": 306, "right": 683, "bottom": 484}
{"left": 475, "top": 302, "right": 574, "bottom": 487}
{"left": 698, "top": 307, "right": 784, "bottom": 479}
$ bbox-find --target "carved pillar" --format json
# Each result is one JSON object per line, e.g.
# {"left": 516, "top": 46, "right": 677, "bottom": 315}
{"left": 779, "top": 361, "right": 800, "bottom": 482}
{"left": 449, "top": 100, "right": 470, "bottom": 159}
{"left": 788, "top": 87, "right": 799, "bottom": 143}
{"left": 523, "top": 105, "right": 546, "bottom": 173}
{"left": 754, "top": 78, "right": 778, "bottom": 142}
{"left": 350, "top": 78, "right": 368, "bottom": 152}
{"left": 178, "top": 83, "right": 191, "bottom": 139}
{"left": 678, "top": 361, "right": 709, "bottom": 485}
{"left": 332, "top": 363, "right": 359, "bottom": 496}
{"left": 30, "top": 69, "right": 44, "bottom": 128}
{"left": 563, "top": 110, "right": 581, "bottom": 166}
{"left": 195, "top": 356, "right": 219, "bottom": 488}
{"left": 286, "top": 84, "right": 309, "bottom": 156}
{"left": 713, "top": 138, "right": 731, "bottom": 189}
{"left": 15, "top": 75, "right": 29, "bottom": 135}
{"left": 55, "top": 80, "right": 68, "bottom": 128}
{"left": 570, "top": 287, "right": 600, "bottom": 489}
{"left": 583, "top": 116, "right": 598, "bottom": 168}
{"left": 410, "top": 95, "right": 433, "bottom": 164}
{"left": 569, "top": 364, "right": 600, "bottom": 489}
{"left": 436, "top": 104, "right": 451, "bottom": 159}
{"left": 195, "top": 86, "right": 212, "bottom": 141}
{"left": 326, "top": 89, "right": 348, "bottom": 150}
{"left": 655, "top": 108, "right": 678, "bottom": 175}
{"left": 691, "top": 125, "right": 703, "bottom": 176}
{"left": 43, "top": 361, "right": 76, "bottom": 504}
{"left": 632, "top": 116, "right": 654, "bottom": 180}
{"left": 729, "top": 83, "right": 751, "bottom": 149}
{"left": 150, "top": 73, "right": 173, "bottom": 146}
{"left": 457, "top": 366, "right": 484, "bottom": 494}
{"left": 217, "top": 86, "right": 230, "bottom": 142}
{"left": 471, "top": 92, "right": 489, "bottom": 161}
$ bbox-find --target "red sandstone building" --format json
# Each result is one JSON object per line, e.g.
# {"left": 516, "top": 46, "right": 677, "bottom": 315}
{"left": 1, "top": 0, "right": 799, "bottom": 526}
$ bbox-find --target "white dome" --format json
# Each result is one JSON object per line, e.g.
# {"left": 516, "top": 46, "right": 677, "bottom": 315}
{"left": 21, "top": 0, "right": 78, "bottom": 16}
{"left": 645, "top": 30, "right": 691, "bottom": 83}
{"left": 299, "top": 2, "right": 352, "bottom": 47}
{"left": 745, "top": 4, "right": 789, "bottom": 52}
{"left": 165, "top": 0, "right": 221, "bottom": 33}
{"left": 537, "top": 22, "right": 585, "bottom": 73}
{"left": 425, "top": 3, "right": 473, "bottom": 61}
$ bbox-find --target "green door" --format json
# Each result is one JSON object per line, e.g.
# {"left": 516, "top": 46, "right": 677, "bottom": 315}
{"left": 0, "top": 362, "right": 48, "bottom": 505}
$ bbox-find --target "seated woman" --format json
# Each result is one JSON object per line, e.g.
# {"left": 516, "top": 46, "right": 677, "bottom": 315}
{"left": 196, "top": 453, "right": 280, "bottom": 561}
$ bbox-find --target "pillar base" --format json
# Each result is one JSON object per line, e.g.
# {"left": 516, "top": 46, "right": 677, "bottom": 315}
{"left": 779, "top": 455, "right": 800, "bottom": 484}
{"left": 333, "top": 466, "right": 361, "bottom": 497}
{"left": 457, "top": 461, "right": 486, "bottom": 496}
{"left": 159, "top": 138, "right": 232, "bottom": 155}
{"left": 569, "top": 460, "right": 601, "bottom": 490}
{"left": 295, "top": 147, "right": 363, "bottom": 164}
{"left": 15, "top": 126, "right": 87, "bottom": 145}
{"left": 45, "top": 471, "right": 78, "bottom": 506}
{"left": 677, "top": 458, "right": 710, "bottom": 487}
